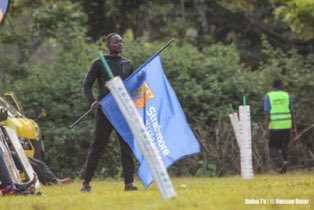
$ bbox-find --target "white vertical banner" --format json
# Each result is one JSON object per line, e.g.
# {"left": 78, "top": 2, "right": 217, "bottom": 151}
{"left": 229, "top": 113, "right": 245, "bottom": 177}
{"left": 239, "top": 105, "right": 254, "bottom": 179}
{"left": 107, "top": 77, "right": 176, "bottom": 199}
{"left": 0, "top": 130, "right": 22, "bottom": 183}
{"left": 229, "top": 106, "right": 254, "bottom": 179}
{"left": 5, "top": 127, "right": 41, "bottom": 189}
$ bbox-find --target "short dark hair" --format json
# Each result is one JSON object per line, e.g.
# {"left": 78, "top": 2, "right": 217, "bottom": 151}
{"left": 273, "top": 79, "right": 283, "bottom": 89}
{"left": 106, "top": 33, "right": 119, "bottom": 43}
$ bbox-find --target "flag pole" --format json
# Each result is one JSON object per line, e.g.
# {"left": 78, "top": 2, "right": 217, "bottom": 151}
{"left": 70, "top": 108, "right": 93, "bottom": 128}
{"left": 135, "top": 39, "right": 175, "bottom": 72}
{"left": 157, "top": 39, "right": 174, "bottom": 55}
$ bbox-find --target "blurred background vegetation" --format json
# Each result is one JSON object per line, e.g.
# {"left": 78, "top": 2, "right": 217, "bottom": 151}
{"left": 0, "top": 0, "right": 313, "bottom": 179}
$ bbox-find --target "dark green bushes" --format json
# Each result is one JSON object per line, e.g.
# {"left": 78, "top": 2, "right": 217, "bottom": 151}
{"left": 4, "top": 33, "right": 314, "bottom": 178}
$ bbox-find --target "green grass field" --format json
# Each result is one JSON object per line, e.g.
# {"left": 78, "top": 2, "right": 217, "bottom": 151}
{"left": 1, "top": 171, "right": 314, "bottom": 210}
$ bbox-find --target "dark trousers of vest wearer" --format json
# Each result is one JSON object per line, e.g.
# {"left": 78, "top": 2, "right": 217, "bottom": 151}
{"left": 82, "top": 108, "right": 134, "bottom": 184}
{"left": 268, "top": 129, "right": 290, "bottom": 168}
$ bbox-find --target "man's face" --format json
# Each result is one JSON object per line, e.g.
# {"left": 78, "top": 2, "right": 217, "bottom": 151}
{"left": 107, "top": 35, "right": 123, "bottom": 54}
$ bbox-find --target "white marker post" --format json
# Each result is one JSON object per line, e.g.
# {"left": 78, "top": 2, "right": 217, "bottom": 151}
{"left": 5, "top": 127, "right": 41, "bottom": 189}
{"left": 239, "top": 105, "right": 254, "bottom": 179}
{"left": 0, "top": 127, "right": 22, "bottom": 183}
{"left": 229, "top": 98, "right": 254, "bottom": 179}
{"left": 99, "top": 52, "right": 176, "bottom": 199}
{"left": 229, "top": 112, "right": 245, "bottom": 177}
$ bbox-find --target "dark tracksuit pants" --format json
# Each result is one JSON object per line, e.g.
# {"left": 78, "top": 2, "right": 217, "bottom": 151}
{"left": 12, "top": 152, "right": 58, "bottom": 185}
{"left": 28, "top": 157, "right": 58, "bottom": 184}
{"left": 82, "top": 108, "right": 134, "bottom": 184}
{"left": 269, "top": 129, "right": 290, "bottom": 168}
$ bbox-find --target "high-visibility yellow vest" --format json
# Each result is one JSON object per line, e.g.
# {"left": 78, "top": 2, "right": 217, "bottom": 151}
{"left": 267, "top": 91, "right": 292, "bottom": 130}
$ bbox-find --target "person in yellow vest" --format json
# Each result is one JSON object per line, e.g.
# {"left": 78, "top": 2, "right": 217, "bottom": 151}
{"left": 264, "top": 80, "right": 297, "bottom": 173}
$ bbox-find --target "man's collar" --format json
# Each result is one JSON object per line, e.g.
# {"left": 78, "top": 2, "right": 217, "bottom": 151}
{"left": 273, "top": 88, "right": 283, "bottom": 91}
{"left": 105, "top": 54, "right": 122, "bottom": 59}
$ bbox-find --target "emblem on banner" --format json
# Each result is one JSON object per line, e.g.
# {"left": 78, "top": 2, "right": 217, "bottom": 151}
{"left": 132, "top": 81, "right": 154, "bottom": 109}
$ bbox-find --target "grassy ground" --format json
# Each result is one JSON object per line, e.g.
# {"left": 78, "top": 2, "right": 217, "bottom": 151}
{"left": 1, "top": 171, "right": 314, "bottom": 210}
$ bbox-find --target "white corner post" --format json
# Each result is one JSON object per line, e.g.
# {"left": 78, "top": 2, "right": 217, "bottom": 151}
{"left": 229, "top": 105, "right": 254, "bottom": 179}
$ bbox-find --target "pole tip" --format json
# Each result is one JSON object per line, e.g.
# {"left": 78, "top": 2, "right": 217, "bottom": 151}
{"left": 229, "top": 103, "right": 234, "bottom": 112}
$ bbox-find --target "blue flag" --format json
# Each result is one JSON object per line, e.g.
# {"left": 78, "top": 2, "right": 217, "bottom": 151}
{"left": 0, "top": 0, "right": 9, "bottom": 24}
{"left": 100, "top": 55, "right": 200, "bottom": 187}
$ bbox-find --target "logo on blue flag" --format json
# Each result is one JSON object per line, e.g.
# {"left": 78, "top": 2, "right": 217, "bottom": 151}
{"left": 100, "top": 55, "right": 200, "bottom": 187}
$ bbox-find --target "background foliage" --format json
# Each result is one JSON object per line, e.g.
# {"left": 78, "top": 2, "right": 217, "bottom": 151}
{"left": 0, "top": 0, "right": 313, "bottom": 179}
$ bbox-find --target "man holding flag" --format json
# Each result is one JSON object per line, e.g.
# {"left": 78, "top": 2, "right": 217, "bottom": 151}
{"left": 81, "top": 33, "right": 137, "bottom": 192}
{"left": 81, "top": 34, "right": 200, "bottom": 193}
{"left": 100, "top": 43, "right": 200, "bottom": 187}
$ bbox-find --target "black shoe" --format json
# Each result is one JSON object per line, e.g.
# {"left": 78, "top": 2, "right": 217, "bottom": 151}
{"left": 278, "top": 161, "right": 289, "bottom": 174}
{"left": 80, "top": 184, "right": 92, "bottom": 192}
{"left": 124, "top": 183, "right": 138, "bottom": 191}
